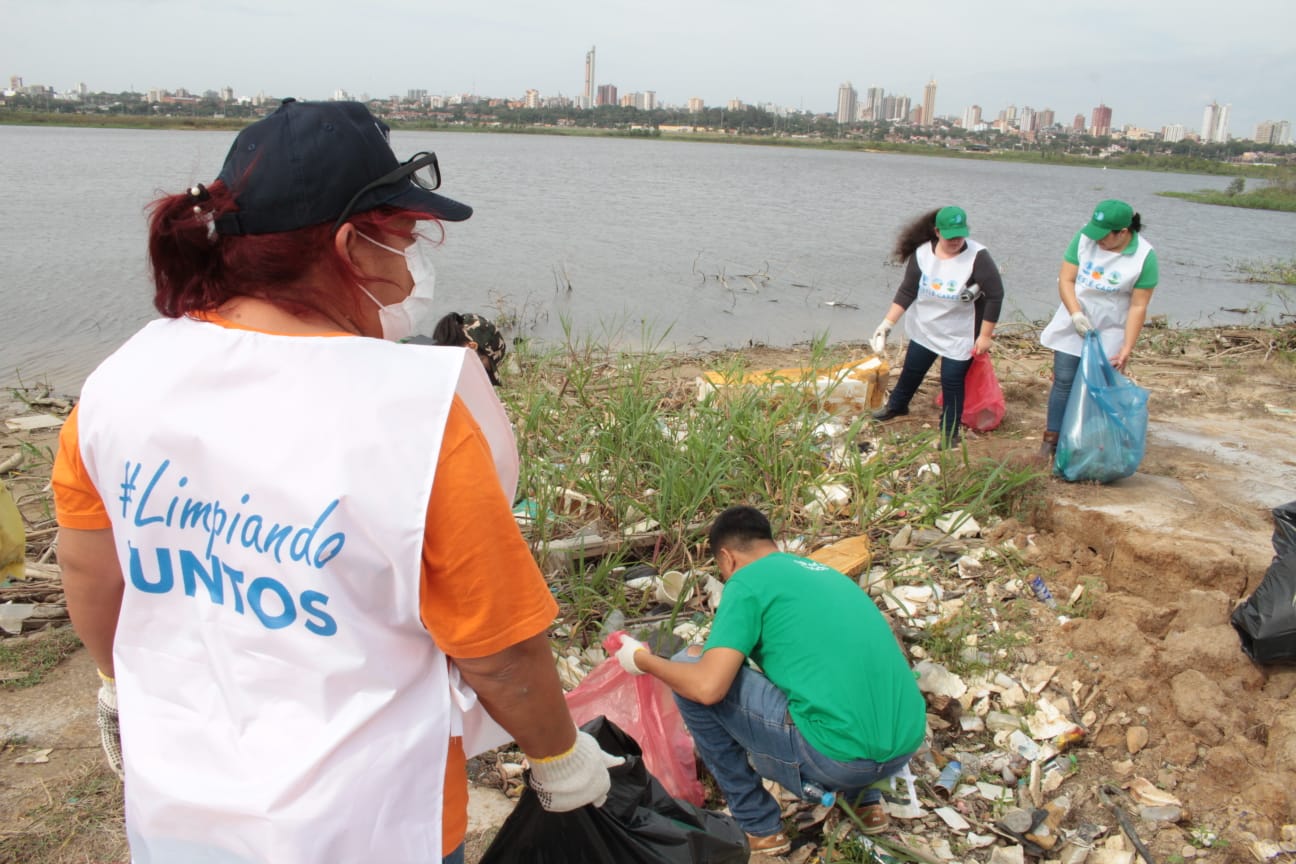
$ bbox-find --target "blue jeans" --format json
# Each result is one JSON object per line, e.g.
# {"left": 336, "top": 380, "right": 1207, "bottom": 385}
{"left": 886, "top": 339, "right": 972, "bottom": 442}
{"left": 443, "top": 843, "right": 464, "bottom": 864}
{"left": 1046, "top": 350, "right": 1082, "bottom": 433}
{"left": 671, "top": 649, "right": 913, "bottom": 836}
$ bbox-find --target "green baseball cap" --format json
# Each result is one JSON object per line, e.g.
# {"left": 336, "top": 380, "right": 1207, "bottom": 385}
{"left": 934, "top": 206, "right": 970, "bottom": 239}
{"left": 1081, "top": 199, "right": 1134, "bottom": 239}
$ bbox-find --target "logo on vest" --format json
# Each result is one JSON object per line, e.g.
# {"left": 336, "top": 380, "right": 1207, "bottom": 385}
{"left": 1079, "top": 260, "right": 1121, "bottom": 294}
{"left": 119, "top": 459, "right": 342, "bottom": 637}
{"left": 919, "top": 275, "right": 960, "bottom": 300}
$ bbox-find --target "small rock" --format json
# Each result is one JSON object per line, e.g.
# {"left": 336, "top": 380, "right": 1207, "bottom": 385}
{"left": 999, "top": 807, "right": 1037, "bottom": 834}
{"left": 1139, "top": 805, "right": 1183, "bottom": 824}
{"left": 1088, "top": 850, "right": 1135, "bottom": 864}
{"left": 1181, "top": 845, "right": 1197, "bottom": 858}
{"left": 1111, "top": 759, "right": 1134, "bottom": 778}
{"left": 1126, "top": 727, "right": 1149, "bottom": 754}
{"left": 1059, "top": 844, "right": 1091, "bottom": 864}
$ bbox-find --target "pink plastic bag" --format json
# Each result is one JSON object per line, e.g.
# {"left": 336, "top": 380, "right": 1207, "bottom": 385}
{"left": 565, "top": 657, "right": 704, "bottom": 806}
{"left": 935, "top": 352, "right": 1006, "bottom": 432}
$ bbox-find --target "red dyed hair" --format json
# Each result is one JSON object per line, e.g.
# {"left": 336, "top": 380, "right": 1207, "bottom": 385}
{"left": 147, "top": 181, "right": 443, "bottom": 328}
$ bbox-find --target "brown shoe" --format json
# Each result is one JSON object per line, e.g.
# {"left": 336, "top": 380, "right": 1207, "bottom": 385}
{"left": 746, "top": 830, "right": 792, "bottom": 855}
{"left": 857, "top": 802, "right": 891, "bottom": 835}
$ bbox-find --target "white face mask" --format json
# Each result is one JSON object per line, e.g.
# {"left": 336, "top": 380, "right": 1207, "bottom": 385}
{"left": 355, "top": 231, "right": 438, "bottom": 341}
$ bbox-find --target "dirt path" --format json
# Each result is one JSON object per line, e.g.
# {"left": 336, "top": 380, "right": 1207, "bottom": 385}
{"left": 2, "top": 327, "right": 1294, "bottom": 863}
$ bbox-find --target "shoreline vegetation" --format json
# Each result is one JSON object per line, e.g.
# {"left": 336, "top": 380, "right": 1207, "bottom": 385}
{"left": 2, "top": 109, "right": 1292, "bottom": 185}
{"left": 1159, "top": 176, "right": 1296, "bottom": 212}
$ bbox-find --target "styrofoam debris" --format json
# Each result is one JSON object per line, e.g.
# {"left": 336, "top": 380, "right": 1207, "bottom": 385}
{"left": 915, "top": 660, "right": 967, "bottom": 699}
{"left": 934, "top": 806, "right": 971, "bottom": 831}
{"left": 935, "top": 510, "right": 981, "bottom": 538}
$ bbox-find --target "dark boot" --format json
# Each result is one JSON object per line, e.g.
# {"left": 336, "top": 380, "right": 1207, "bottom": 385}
{"left": 1039, "top": 431, "right": 1059, "bottom": 463}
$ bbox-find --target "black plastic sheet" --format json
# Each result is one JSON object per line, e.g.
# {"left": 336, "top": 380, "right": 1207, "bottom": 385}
{"left": 479, "top": 716, "right": 750, "bottom": 864}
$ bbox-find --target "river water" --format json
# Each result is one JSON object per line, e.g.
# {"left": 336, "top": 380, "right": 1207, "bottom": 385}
{"left": 2, "top": 125, "right": 1293, "bottom": 394}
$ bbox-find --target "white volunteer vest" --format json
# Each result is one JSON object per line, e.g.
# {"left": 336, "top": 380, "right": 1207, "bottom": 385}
{"left": 75, "top": 317, "right": 517, "bottom": 863}
{"left": 1041, "top": 232, "right": 1155, "bottom": 358}
{"left": 906, "top": 239, "right": 984, "bottom": 361}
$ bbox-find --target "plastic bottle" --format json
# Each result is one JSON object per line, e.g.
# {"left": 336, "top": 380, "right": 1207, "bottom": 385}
{"left": 1029, "top": 575, "right": 1058, "bottom": 609}
{"left": 802, "top": 781, "right": 836, "bottom": 807}
{"left": 934, "top": 760, "right": 962, "bottom": 797}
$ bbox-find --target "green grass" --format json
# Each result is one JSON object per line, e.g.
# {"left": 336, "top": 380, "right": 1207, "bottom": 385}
{"left": 504, "top": 328, "right": 1048, "bottom": 643}
{"left": 1159, "top": 180, "right": 1296, "bottom": 212}
{"left": 0, "top": 626, "right": 83, "bottom": 690}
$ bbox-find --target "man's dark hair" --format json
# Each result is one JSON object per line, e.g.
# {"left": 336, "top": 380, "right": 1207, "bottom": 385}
{"left": 709, "top": 506, "right": 774, "bottom": 555}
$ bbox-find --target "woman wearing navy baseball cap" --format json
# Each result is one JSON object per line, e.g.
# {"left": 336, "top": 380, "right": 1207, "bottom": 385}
{"left": 52, "top": 99, "right": 618, "bottom": 864}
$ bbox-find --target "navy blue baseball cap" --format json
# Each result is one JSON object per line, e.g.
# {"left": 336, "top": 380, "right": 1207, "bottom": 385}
{"left": 214, "top": 98, "right": 471, "bottom": 236}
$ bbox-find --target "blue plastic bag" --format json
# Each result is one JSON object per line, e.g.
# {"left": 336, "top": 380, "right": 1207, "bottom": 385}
{"left": 1055, "top": 331, "right": 1149, "bottom": 483}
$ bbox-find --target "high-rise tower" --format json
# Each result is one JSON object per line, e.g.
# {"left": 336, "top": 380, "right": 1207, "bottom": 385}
{"left": 921, "top": 78, "right": 937, "bottom": 125}
{"left": 836, "top": 82, "right": 857, "bottom": 125}
{"left": 582, "top": 46, "right": 596, "bottom": 110}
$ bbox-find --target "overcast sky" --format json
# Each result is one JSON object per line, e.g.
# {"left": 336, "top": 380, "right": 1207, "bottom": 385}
{"left": 3, "top": 0, "right": 1293, "bottom": 136}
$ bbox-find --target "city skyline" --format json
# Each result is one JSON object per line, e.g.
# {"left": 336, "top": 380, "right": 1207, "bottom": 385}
{"left": 2, "top": 0, "right": 1293, "bottom": 134}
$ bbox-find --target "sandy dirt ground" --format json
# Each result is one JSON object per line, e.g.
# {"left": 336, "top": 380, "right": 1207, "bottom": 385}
{"left": 2, "top": 326, "right": 1294, "bottom": 863}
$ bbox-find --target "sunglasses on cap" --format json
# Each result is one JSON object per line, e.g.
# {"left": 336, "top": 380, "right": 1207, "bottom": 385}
{"left": 331, "top": 151, "right": 441, "bottom": 235}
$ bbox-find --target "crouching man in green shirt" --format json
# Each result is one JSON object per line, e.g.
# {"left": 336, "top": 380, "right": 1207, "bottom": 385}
{"left": 614, "top": 506, "right": 926, "bottom": 855}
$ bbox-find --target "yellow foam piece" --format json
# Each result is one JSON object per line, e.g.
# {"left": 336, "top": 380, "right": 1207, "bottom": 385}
{"left": 808, "top": 534, "right": 873, "bottom": 577}
{"left": 696, "top": 356, "right": 889, "bottom": 414}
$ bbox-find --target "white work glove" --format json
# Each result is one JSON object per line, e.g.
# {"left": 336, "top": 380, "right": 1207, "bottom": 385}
{"left": 1071, "top": 311, "right": 1094, "bottom": 335}
{"left": 97, "top": 671, "right": 124, "bottom": 781}
{"left": 613, "top": 634, "right": 648, "bottom": 676}
{"left": 870, "top": 320, "right": 893, "bottom": 354}
{"left": 526, "top": 730, "right": 625, "bottom": 812}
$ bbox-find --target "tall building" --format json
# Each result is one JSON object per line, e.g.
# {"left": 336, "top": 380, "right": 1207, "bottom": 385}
{"left": 596, "top": 83, "right": 617, "bottom": 107}
{"left": 883, "top": 95, "right": 911, "bottom": 123}
{"left": 9, "top": 76, "right": 22, "bottom": 91}
{"left": 581, "top": 46, "right": 596, "bottom": 110}
{"left": 921, "top": 78, "right": 937, "bottom": 125}
{"left": 1201, "top": 102, "right": 1230, "bottom": 143}
{"left": 1162, "top": 124, "right": 1185, "bottom": 143}
{"left": 642, "top": 91, "right": 657, "bottom": 111}
{"left": 1090, "top": 103, "right": 1112, "bottom": 137}
{"left": 687, "top": 96, "right": 704, "bottom": 114}
{"left": 961, "top": 105, "right": 982, "bottom": 129}
{"left": 1072, "top": 114, "right": 1085, "bottom": 133}
{"left": 1018, "top": 107, "right": 1036, "bottom": 133}
{"left": 524, "top": 89, "right": 541, "bottom": 109}
{"left": 1038, "top": 109, "right": 1055, "bottom": 130}
{"left": 1255, "top": 120, "right": 1292, "bottom": 145}
{"left": 727, "top": 97, "right": 745, "bottom": 111}
{"left": 864, "top": 87, "right": 885, "bottom": 121}
{"left": 836, "top": 82, "right": 857, "bottom": 125}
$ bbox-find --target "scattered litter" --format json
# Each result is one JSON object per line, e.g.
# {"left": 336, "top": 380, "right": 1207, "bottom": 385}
{"left": 15, "top": 748, "right": 53, "bottom": 764}
{"left": 935, "top": 510, "right": 981, "bottom": 539}
{"left": 4, "top": 414, "right": 65, "bottom": 433}
{"left": 1126, "top": 777, "right": 1181, "bottom": 808}
{"left": 934, "top": 806, "right": 971, "bottom": 831}
{"left": 915, "top": 660, "right": 968, "bottom": 699}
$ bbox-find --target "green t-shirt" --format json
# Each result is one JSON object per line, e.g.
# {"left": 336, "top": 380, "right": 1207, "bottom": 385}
{"left": 704, "top": 552, "right": 926, "bottom": 762}
{"left": 1064, "top": 230, "right": 1159, "bottom": 288}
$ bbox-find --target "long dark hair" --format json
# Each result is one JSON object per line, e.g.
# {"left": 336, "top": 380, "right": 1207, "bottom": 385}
{"left": 430, "top": 312, "right": 469, "bottom": 347}
{"left": 892, "top": 209, "right": 940, "bottom": 263}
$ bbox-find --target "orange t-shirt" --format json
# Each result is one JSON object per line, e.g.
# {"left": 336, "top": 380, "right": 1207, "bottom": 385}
{"left": 52, "top": 322, "right": 557, "bottom": 858}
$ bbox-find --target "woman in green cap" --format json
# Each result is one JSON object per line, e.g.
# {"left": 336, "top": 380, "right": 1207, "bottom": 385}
{"left": 869, "top": 206, "right": 1004, "bottom": 446}
{"left": 1038, "top": 199, "right": 1158, "bottom": 460}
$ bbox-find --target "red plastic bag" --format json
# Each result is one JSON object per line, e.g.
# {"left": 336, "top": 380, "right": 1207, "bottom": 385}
{"left": 566, "top": 658, "right": 704, "bottom": 806}
{"left": 935, "top": 352, "right": 1006, "bottom": 432}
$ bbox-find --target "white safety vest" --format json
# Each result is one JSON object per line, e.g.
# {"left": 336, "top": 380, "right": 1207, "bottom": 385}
{"left": 906, "top": 239, "right": 985, "bottom": 361}
{"left": 1041, "top": 233, "right": 1155, "bottom": 359}
{"left": 74, "top": 316, "right": 517, "bottom": 863}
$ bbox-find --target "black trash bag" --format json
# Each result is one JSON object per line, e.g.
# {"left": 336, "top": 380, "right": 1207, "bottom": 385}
{"left": 479, "top": 715, "right": 750, "bottom": 864}
{"left": 1231, "top": 500, "right": 1296, "bottom": 664}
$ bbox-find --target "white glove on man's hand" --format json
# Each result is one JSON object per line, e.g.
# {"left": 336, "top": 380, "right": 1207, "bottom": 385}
{"left": 527, "top": 730, "right": 625, "bottom": 812}
{"left": 870, "top": 320, "right": 893, "bottom": 354}
{"left": 1071, "top": 311, "right": 1094, "bottom": 335}
{"left": 97, "top": 671, "right": 124, "bottom": 780}
{"left": 613, "top": 635, "right": 648, "bottom": 676}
